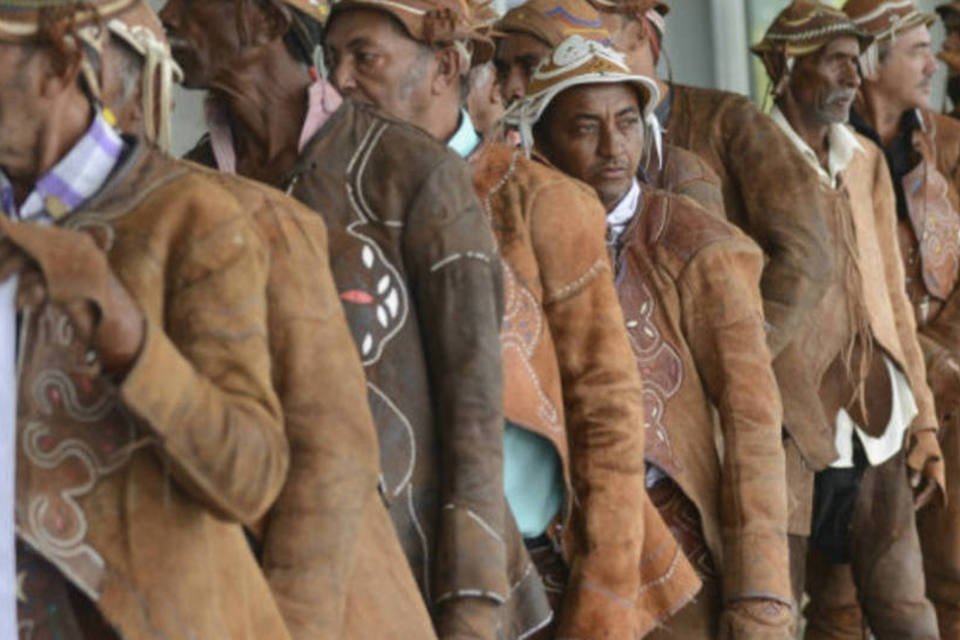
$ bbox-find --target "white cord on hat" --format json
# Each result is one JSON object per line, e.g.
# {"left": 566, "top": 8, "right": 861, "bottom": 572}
{"left": 107, "top": 18, "right": 184, "bottom": 150}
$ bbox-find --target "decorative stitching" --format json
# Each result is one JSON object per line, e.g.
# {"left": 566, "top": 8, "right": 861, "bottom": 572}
{"left": 545, "top": 258, "right": 608, "bottom": 304}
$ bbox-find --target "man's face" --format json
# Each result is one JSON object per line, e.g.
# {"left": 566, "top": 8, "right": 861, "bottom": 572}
{"left": 539, "top": 83, "right": 644, "bottom": 210}
{"left": 494, "top": 32, "right": 550, "bottom": 105}
{"left": 788, "top": 36, "right": 860, "bottom": 125}
{"left": 874, "top": 24, "right": 937, "bottom": 110}
{"left": 159, "top": 0, "right": 243, "bottom": 89}
{"left": 325, "top": 9, "right": 435, "bottom": 129}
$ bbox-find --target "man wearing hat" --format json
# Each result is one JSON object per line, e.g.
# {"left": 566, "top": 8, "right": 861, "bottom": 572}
{"left": 492, "top": 0, "right": 725, "bottom": 218}
{"left": 755, "top": 2, "right": 944, "bottom": 638}
{"left": 818, "top": 1, "right": 960, "bottom": 636}
{"left": 324, "top": 0, "right": 707, "bottom": 637}
{"left": 0, "top": 0, "right": 319, "bottom": 635}
{"left": 590, "top": 0, "right": 837, "bottom": 369}
{"left": 160, "top": 0, "right": 549, "bottom": 636}
{"left": 98, "top": 6, "right": 439, "bottom": 639}
{"left": 513, "top": 33, "right": 793, "bottom": 639}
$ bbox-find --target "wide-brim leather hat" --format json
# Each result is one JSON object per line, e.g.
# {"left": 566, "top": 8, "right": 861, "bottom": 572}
{"left": 326, "top": 0, "right": 495, "bottom": 65}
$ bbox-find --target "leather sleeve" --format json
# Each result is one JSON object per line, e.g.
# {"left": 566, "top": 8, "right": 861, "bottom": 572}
{"left": 679, "top": 237, "right": 791, "bottom": 606}
{"left": 252, "top": 198, "right": 383, "bottom": 640}
{"left": 720, "top": 102, "right": 834, "bottom": 358}
{"left": 404, "top": 157, "right": 510, "bottom": 615}
{"left": 528, "top": 179, "right": 646, "bottom": 637}
{"left": 870, "top": 147, "right": 939, "bottom": 433}
{"left": 117, "top": 191, "right": 289, "bottom": 524}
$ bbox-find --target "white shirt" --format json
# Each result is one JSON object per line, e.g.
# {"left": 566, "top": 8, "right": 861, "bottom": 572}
{"left": 606, "top": 178, "right": 641, "bottom": 243}
{"left": 769, "top": 105, "right": 914, "bottom": 468}
{"left": 769, "top": 105, "right": 863, "bottom": 189}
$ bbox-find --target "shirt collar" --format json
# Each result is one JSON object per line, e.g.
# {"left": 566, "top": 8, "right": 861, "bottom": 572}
{"left": 770, "top": 105, "right": 863, "bottom": 189}
{"left": 447, "top": 109, "right": 481, "bottom": 159}
{"left": 0, "top": 111, "right": 124, "bottom": 222}
{"left": 206, "top": 79, "right": 343, "bottom": 174}
{"left": 606, "top": 178, "right": 641, "bottom": 240}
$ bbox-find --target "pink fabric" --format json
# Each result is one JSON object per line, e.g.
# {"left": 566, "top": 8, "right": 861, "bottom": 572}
{"left": 205, "top": 79, "right": 342, "bottom": 173}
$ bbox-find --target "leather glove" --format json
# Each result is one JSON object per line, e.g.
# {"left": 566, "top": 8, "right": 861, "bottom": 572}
{"left": 718, "top": 598, "right": 794, "bottom": 640}
{"left": 907, "top": 428, "right": 946, "bottom": 510}
{"left": 434, "top": 596, "right": 501, "bottom": 640}
{"left": 0, "top": 218, "right": 144, "bottom": 375}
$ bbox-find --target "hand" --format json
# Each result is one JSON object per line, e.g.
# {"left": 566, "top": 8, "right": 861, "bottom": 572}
{"left": 906, "top": 428, "right": 945, "bottom": 510}
{"left": 434, "top": 596, "right": 501, "bottom": 640}
{"left": 719, "top": 598, "right": 794, "bottom": 640}
{"left": 0, "top": 220, "right": 144, "bottom": 375}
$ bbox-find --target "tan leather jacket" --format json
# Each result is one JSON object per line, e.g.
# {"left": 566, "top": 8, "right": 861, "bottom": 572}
{"left": 471, "top": 143, "right": 702, "bottom": 637}
{"left": 14, "top": 145, "right": 291, "bottom": 639}
{"left": 643, "top": 142, "right": 725, "bottom": 219}
{"left": 775, "top": 133, "right": 940, "bottom": 531}
{"left": 611, "top": 187, "right": 790, "bottom": 608}
{"left": 200, "top": 162, "right": 435, "bottom": 639}
{"left": 285, "top": 102, "right": 550, "bottom": 636}
{"left": 663, "top": 83, "right": 834, "bottom": 358}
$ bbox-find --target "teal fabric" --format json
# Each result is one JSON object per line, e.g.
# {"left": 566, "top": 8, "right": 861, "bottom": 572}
{"left": 446, "top": 116, "right": 564, "bottom": 539}
{"left": 447, "top": 109, "right": 482, "bottom": 159}
{"left": 503, "top": 422, "right": 564, "bottom": 538}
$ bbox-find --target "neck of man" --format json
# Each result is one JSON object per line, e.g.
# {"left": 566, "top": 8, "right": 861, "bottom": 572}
{"left": 778, "top": 94, "right": 832, "bottom": 169}
{"left": 430, "top": 98, "right": 462, "bottom": 145}
{"left": 208, "top": 37, "right": 311, "bottom": 188}
{"left": 860, "top": 83, "right": 909, "bottom": 146}
{"left": 4, "top": 95, "right": 92, "bottom": 205}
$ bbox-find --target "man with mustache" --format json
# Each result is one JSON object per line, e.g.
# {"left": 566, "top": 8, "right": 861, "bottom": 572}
{"left": 789, "top": 1, "right": 960, "bottom": 637}
{"left": 492, "top": 0, "right": 725, "bottom": 218}
{"left": 512, "top": 34, "right": 792, "bottom": 639}
{"left": 755, "top": 2, "right": 944, "bottom": 638}
{"left": 159, "top": 0, "right": 544, "bottom": 636}
{"left": 323, "top": 1, "right": 706, "bottom": 637}
{"left": 589, "top": 0, "right": 839, "bottom": 371}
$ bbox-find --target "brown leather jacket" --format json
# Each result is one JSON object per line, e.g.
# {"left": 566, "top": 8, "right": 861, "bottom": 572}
{"left": 196, "top": 161, "right": 435, "bottom": 639}
{"left": 775, "top": 132, "right": 940, "bottom": 532}
{"left": 610, "top": 187, "right": 790, "bottom": 609}
{"left": 13, "top": 144, "right": 291, "bottom": 639}
{"left": 663, "top": 83, "right": 834, "bottom": 357}
{"left": 470, "top": 143, "right": 701, "bottom": 638}
{"left": 283, "top": 101, "right": 550, "bottom": 637}
{"left": 643, "top": 143, "right": 725, "bottom": 219}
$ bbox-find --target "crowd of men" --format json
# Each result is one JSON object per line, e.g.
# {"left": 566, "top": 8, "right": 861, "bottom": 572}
{"left": 5, "top": 0, "right": 960, "bottom": 637}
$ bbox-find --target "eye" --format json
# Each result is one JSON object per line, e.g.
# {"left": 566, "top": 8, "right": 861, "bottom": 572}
{"left": 355, "top": 50, "right": 379, "bottom": 67}
{"left": 575, "top": 123, "right": 598, "bottom": 135}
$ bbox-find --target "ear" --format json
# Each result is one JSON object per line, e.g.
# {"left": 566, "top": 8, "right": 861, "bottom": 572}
{"left": 431, "top": 45, "right": 465, "bottom": 96}
{"left": 243, "top": 0, "right": 292, "bottom": 47}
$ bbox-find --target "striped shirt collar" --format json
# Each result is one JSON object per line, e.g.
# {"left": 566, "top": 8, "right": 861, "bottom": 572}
{"left": 0, "top": 111, "right": 124, "bottom": 223}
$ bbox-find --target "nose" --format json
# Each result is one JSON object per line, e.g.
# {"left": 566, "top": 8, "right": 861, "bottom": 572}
{"left": 598, "top": 123, "right": 624, "bottom": 159}
{"left": 841, "top": 59, "right": 861, "bottom": 88}
{"left": 331, "top": 57, "right": 356, "bottom": 94}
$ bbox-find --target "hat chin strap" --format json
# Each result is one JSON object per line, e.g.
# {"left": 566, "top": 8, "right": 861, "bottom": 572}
{"left": 107, "top": 18, "right": 184, "bottom": 150}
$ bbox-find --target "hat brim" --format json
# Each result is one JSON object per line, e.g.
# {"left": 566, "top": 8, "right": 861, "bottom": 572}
{"left": 327, "top": 1, "right": 494, "bottom": 65}
{"left": 520, "top": 72, "right": 660, "bottom": 128}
